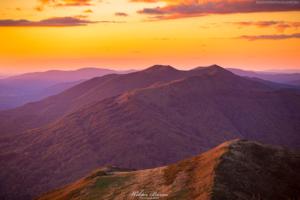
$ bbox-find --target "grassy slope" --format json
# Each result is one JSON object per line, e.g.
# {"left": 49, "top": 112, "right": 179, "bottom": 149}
{"left": 0, "top": 66, "right": 201, "bottom": 136}
{"left": 1, "top": 66, "right": 300, "bottom": 199}
{"left": 212, "top": 139, "right": 300, "bottom": 200}
{"left": 35, "top": 140, "right": 233, "bottom": 200}
{"left": 35, "top": 140, "right": 300, "bottom": 200}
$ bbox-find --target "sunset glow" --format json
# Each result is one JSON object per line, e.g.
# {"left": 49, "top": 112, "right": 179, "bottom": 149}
{"left": 0, "top": 0, "right": 299, "bottom": 72}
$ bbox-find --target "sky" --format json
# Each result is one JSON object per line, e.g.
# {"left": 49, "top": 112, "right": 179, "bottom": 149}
{"left": 0, "top": 0, "right": 299, "bottom": 73}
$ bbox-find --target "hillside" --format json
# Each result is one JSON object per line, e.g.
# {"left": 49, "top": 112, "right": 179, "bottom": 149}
{"left": 0, "top": 68, "right": 135, "bottom": 93}
{"left": 225, "top": 67, "right": 300, "bottom": 83}
{"left": 0, "top": 66, "right": 300, "bottom": 199}
{"left": 286, "top": 79, "right": 300, "bottom": 86}
{"left": 0, "top": 80, "right": 85, "bottom": 111}
{"left": 0, "top": 65, "right": 203, "bottom": 136}
{"left": 34, "top": 140, "right": 300, "bottom": 200}
{"left": 0, "top": 83, "right": 24, "bottom": 96}
{"left": 246, "top": 77, "right": 299, "bottom": 89}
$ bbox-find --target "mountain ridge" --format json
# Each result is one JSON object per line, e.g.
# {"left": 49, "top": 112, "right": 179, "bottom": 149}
{"left": 1, "top": 65, "right": 300, "bottom": 199}
{"left": 34, "top": 139, "right": 300, "bottom": 200}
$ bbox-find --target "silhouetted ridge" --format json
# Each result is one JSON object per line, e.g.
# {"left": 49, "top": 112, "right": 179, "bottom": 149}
{"left": 192, "top": 64, "right": 231, "bottom": 74}
{"left": 142, "top": 65, "right": 178, "bottom": 73}
{"left": 34, "top": 139, "right": 300, "bottom": 200}
{"left": 1, "top": 65, "right": 300, "bottom": 199}
{"left": 208, "top": 64, "right": 222, "bottom": 68}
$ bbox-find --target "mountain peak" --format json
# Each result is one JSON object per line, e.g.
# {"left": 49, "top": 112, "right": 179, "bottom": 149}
{"left": 208, "top": 64, "right": 222, "bottom": 69}
{"left": 192, "top": 64, "right": 226, "bottom": 72}
{"left": 142, "top": 65, "right": 178, "bottom": 73}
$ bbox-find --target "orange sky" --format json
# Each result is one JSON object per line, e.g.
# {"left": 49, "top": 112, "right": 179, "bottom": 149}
{"left": 0, "top": 0, "right": 300, "bottom": 72}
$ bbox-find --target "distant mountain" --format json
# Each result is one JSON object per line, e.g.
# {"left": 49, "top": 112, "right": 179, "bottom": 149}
{"left": 1, "top": 65, "right": 300, "bottom": 200}
{"left": 0, "top": 80, "right": 85, "bottom": 111}
{"left": 245, "top": 77, "right": 300, "bottom": 89}
{"left": 225, "top": 67, "right": 300, "bottom": 83}
{"left": 0, "top": 66, "right": 202, "bottom": 136}
{"left": 34, "top": 140, "right": 300, "bottom": 200}
{"left": 245, "top": 77, "right": 300, "bottom": 95}
{"left": 286, "top": 79, "right": 300, "bottom": 86}
{"left": 0, "top": 68, "right": 136, "bottom": 93}
{"left": 261, "top": 69, "right": 300, "bottom": 74}
{"left": 0, "top": 83, "right": 24, "bottom": 96}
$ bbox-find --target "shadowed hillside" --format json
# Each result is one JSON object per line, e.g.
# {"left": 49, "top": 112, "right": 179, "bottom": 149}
{"left": 34, "top": 140, "right": 300, "bottom": 200}
{"left": 0, "top": 80, "right": 85, "bottom": 111}
{"left": 224, "top": 68, "right": 300, "bottom": 83}
{"left": 0, "top": 83, "right": 24, "bottom": 96}
{"left": 286, "top": 79, "right": 300, "bottom": 86}
{"left": 0, "top": 65, "right": 203, "bottom": 136}
{"left": 0, "top": 66, "right": 300, "bottom": 199}
{"left": 0, "top": 68, "right": 135, "bottom": 93}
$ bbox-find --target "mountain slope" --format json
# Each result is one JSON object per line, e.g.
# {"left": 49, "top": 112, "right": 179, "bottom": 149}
{"left": 1, "top": 66, "right": 300, "bottom": 199}
{"left": 286, "top": 79, "right": 300, "bottom": 86}
{"left": 0, "top": 68, "right": 136, "bottom": 93}
{"left": 246, "top": 77, "right": 300, "bottom": 89}
{"left": 0, "top": 83, "right": 24, "bottom": 96}
{"left": 34, "top": 140, "right": 300, "bottom": 200}
{"left": 0, "top": 65, "right": 205, "bottom": 136}
{"left": 0, "top": 80, "right": 85, "bottom": 111}
{"left": 0, "top": 74, "right": 119, "bottom": 135}
{"left": 225, "top": 68, "right": 300, "bottom": 83}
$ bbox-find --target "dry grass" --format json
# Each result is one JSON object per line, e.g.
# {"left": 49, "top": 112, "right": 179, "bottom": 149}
{"left": 35, "top": 140, "right": 235, "bottom": 200}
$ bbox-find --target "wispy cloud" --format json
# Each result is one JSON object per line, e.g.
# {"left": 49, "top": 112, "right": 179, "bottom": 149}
{"left": 0, "top": 17, "right": 123, "bottom": 27}
{"left": 115, "top": 12, "right": 129, "bottom": 17}
{"left": 37, "top": 0, "right": 95, "bottom": 7}
{"left": 35, "top": 6, "right": 43, "bottom": 11}
{"left": 137, "top": 0, "right": 300, "bottom": 21}
{"left": 227, "top": 21, "right": 300, "bottom": 32}
{"left": 74, "top": 14, "right": 89, "bottom": 18}
{"left": 83, "top": 9, "right": 93, "bottom": 13}
{"left": 234, "top": 33, "right": 300, "bottom": 41}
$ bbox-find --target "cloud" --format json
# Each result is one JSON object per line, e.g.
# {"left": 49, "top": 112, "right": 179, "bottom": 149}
{"left": 234, "top": 33, "right": 300, "bottom": 41}
{"left": 37, "top": 0, "right": 95, "bottom": 7}
{"left": 137, "top": 0, "right": 300, "bottom": 21}
{"left": 83, "top": 9, "right": 93, "bottom": 13}
{"left": 255, "top": 21, "right": 278, "bottom": 27}
{"left": 98, "top": 21, "right": 126, "bottom": 23}
{"left": 137, "top": 7, "right": 168, "bottom": 15}
{"left": 74, "top": 14, "right": 89, "bottom": 18}
{"left": 200, "top": 25, "right": 209, "bottom": 29}
{"left": 275, "top": 22, "right": 300, "bottom": 32}
{"left": 130, "top": 0, "right": 159, "bottom": 2}
{"left": 35, "top": 6, "right": 43, "bottom": 11}
{"left": 16, "top": 8, "right": 21, "bottom": 11}
{"left": 0, "top": 17, "right": 100, "bottom": 27}
{"left": 275, "top": 22, "right": 290, "bottom": 33}
{"left": 115, "top": 12, "right": 129, "bottom": 17}
{"left": 228, "top": 21, "right": 300, "bottom": 32}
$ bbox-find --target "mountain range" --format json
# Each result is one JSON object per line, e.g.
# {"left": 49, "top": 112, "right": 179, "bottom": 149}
{"left": 0, "top": 80, "right": 85, "bottom": 111}
{"left": 0, "top": 65, "right": 300, "bottom": 199}
{"left": 0, "top": 66, "right": 201, "bottom": 136}
{"left": 2, "top": 67, "right": 300, "bottom": 112}
{"left": 287, "top": 79, "right": 300, "bottom": 86}
{"left": 0, "top": 68, "right": 136, "bottom": 94}
{"left": 34, "top": 139, "right": 300, "bottom": 200}
{"left": 226, "top": 68, "right": 300, "bottom": 83}
{"left": 0, "top": 83, "right": 24, "bottom": 96}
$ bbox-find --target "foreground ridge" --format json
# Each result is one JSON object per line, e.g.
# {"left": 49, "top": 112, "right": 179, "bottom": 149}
{"left": 35, "top": 139, "right": 300, "bottom": 200}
